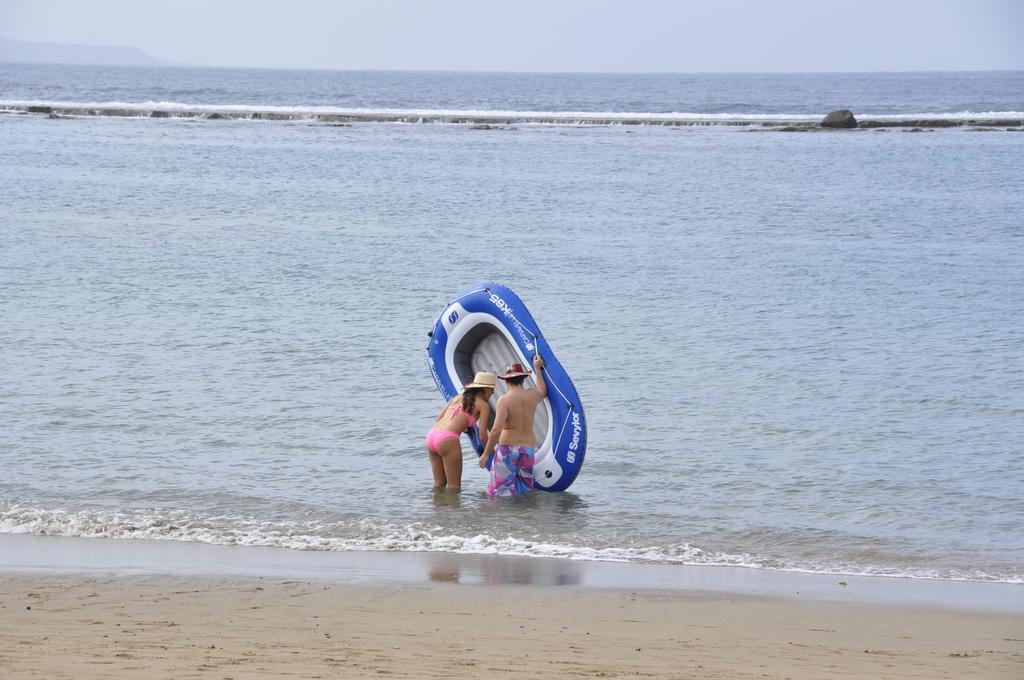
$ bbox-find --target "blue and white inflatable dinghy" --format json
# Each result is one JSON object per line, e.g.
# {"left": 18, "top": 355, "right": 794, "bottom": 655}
{"left": 426, "top": 282, "right": 586, "bottom": 492}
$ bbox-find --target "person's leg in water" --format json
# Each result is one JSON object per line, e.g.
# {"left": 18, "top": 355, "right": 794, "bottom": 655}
{"left": 427, "top": 445, "right": 447, "bottom": 489}
{"left": 436, "top": 436, "right": 463, "bottom": 491}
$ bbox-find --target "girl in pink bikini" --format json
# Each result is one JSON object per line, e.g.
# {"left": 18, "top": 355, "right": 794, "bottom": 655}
{"left": 426, "top": 372, "right": 496, "bottom": 490}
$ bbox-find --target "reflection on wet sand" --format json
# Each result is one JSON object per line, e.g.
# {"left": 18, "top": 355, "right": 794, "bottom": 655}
{"left": 428, "top": 553, "right": 582, "bottom": 586}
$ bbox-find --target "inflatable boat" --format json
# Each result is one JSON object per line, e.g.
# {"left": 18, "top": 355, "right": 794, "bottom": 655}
{"left": 426, "top": 282, "right": 586, "bottom": 492}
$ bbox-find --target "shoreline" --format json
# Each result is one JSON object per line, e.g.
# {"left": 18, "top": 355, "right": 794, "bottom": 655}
{"left": 2, "top": 534, "right": 1020, "bottom": 613}
{"left": 2, "top": 103, "right": 1022, "bottom": 128}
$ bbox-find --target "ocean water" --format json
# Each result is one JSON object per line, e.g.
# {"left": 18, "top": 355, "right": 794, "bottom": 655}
{"left": 1, "top": 66, "right": 1022, "bottom": 583}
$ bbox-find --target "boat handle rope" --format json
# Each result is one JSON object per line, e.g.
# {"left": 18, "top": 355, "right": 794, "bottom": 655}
{"left": 525, "top": 332, "right": 577, "bottom": 461}
{"left": 534, "top": 333, "right": 574, "bottom": 409}
{"left": 553, "top": 407, "right": 573, "bottom": 454}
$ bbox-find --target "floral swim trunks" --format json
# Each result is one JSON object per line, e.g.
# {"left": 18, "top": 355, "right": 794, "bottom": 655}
{"left": 486, "top": 444, "right": 535, "bottom": 497}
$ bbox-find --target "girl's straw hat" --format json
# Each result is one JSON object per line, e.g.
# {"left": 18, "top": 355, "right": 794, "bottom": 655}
{"left": 465, "top": 372, "right": 497, "bottom": 389}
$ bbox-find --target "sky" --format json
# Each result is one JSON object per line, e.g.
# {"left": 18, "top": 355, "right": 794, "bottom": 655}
{"left": 1, "top": 0, "right": 1022, "bottom": 72}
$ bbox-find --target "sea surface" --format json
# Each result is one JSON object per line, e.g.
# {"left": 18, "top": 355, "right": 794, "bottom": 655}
{"left": 1, "top": 65, "right": 1022, "bottom": 583}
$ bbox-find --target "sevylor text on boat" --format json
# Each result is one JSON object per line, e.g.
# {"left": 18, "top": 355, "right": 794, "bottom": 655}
{"left": 426, "top": 282, "right": 586, "bottom": 492}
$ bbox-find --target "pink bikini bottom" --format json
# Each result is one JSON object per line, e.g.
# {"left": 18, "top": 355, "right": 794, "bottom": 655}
{"left": 426, "top": 428, "right": 460, "bottom": 453}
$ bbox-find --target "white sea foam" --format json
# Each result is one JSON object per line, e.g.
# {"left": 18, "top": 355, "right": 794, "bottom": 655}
{"left": 0, "top": 98, "right": 817, "bottom": 118}
{"left": 1, "top": 504, "right": 1019, "bottom": 584}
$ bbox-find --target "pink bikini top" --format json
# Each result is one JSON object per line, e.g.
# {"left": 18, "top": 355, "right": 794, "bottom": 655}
{"left": 448, "top": 402, "right": 477, "bottom": 428}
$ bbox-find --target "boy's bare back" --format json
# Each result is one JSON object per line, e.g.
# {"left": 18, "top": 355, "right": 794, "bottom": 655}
{"left": 480, "top": 355, "right": 548, "bottom": 466}
{"left": 495, "top": 388, "right": 545, "bottom": 447}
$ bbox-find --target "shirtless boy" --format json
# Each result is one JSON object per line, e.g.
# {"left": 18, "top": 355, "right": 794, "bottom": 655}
{"left": 479, "top": 354, "right": 546, "bottom": 496}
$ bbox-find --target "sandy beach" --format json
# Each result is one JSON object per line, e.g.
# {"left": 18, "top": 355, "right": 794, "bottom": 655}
{"left": 1, "top": 568, "right": 1020, "bottom": 679}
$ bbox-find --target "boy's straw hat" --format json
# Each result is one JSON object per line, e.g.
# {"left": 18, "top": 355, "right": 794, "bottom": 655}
{"left": 497, "top": 362, "right": 531, "bottom": 379}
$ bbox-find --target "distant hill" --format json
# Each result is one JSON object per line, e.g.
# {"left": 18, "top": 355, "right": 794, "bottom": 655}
{"left": 0, "top": 36, "right": 169, "bottom": 66}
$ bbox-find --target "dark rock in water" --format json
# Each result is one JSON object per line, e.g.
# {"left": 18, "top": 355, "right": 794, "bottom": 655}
{"left": 206, "top": 113, "right": 225, "bottom": 120}
{"left": 249, "top": 111, "right": 290, "bottom": 121}
{"left": 966, "top": 118, "right": 1024, "bottom": 127}
{"left": 150, "top": 110, "right": 170, "bottom": 118}
{"left": 28, "top": 105, "right": 53, "bottom": 114}
{"left": 821, "top": 109, "right": 857, "bottom": 128}
{"left": 47, "top": 112, "right": 68, "bottom": 120}
{"left": 859, "top": 119, "right": 956, "bottom": 128}
{"left": 318, "top": 114, "right": 354, "bottom": 124}
{"left": 772, "top": 124, "right": 833, "bottom": 132}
